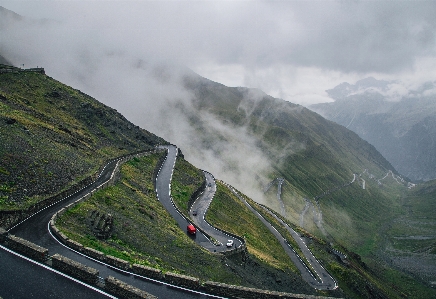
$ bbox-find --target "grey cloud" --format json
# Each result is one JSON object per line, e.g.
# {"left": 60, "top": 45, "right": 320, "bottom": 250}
{"left": 3, "top": 1, "right": 436, "bottom": 75}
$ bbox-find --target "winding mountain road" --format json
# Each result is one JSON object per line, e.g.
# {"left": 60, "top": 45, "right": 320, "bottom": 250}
{"left": 226, "top": 184, "right": 337, "bottom": 291}
{"left": 3, "top": 143, "right": 338, "bottom": 297}
{"left": 5, "top": 150, "right": 219, "bottom": 299}
{"left": 155, "top": 145, "right": 215, "bottom": 250}
{"left": 189, "top": 171, "right": 243, "bottom": 250}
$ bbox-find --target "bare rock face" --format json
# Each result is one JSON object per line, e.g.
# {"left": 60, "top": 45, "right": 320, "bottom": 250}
{"left": 88, "top": 210, "right": 113, "bottom": 239}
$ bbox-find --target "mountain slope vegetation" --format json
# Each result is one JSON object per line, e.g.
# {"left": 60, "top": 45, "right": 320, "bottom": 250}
{"left": 182, "top": 74, "right": 400, "bottom": 247}
{"left": 0, "top": 65, "right": 164, "bottom": 210}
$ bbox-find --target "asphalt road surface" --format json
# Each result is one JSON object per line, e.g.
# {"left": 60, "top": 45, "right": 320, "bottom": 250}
{"left": 226, "top": 184, "right": 337, "bottom": 291}
{"left": 189, "top": 171, "right": 243, "bottom": 251}
{"left": 156, "top": 145, "right": 221, "bottom": 252}
{"left": 5, "top": 152, "right": 220, "bottom": 299}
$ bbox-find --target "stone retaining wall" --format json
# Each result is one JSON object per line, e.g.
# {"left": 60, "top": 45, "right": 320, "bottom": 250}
{"left": 0, "top": 227, "right": 7, "bottom": 243}
{"left": 104, "top": 276, "right": 157, "bottom": 299}
{"left": 202, "top": 281, "right": 337, "bottom": 299}
{"left": 82, "top": 247, "right": 106, "bottom": 262}
{"left": 6, "top": 235, "right": 48, "bottom": 262}
{"left": 132, "top": 264, "right": 163, "bottom": 280}
{"left": 220, "top": 244, "right": 248, "bottom": 257}
{"left": 164, "top": 272, "right": 200, "bottom": 289}
{"left": 51, "top": 254, "right": 100, "bottom": 285}
{"left": 0, "top": 67, "right": 45, "bottom": 74}
{"left": 106, "top": 255, "right": 130, "bottom": 270}
{"left": 65, "top": 238, "right": 84, "bottom": 252}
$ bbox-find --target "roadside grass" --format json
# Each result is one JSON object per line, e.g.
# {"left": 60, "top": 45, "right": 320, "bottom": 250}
{"left": 56, "top": 153, "right": 243, "bottom": 284}
{"left": 206, "top": 181, "right": 298, "bottom": 272}
{"left": 170, "top": 157, "right": 204, "bottom": 214}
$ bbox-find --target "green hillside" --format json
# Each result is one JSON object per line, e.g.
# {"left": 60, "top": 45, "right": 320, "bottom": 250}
{"left": 183, "top": 74, "right": 399, "bottom": 246}
{"left": 378, "top": 179, "right": 436, "bottom": 288}
{"left": 0, "top": 66, "right": 164, "bottom": 210}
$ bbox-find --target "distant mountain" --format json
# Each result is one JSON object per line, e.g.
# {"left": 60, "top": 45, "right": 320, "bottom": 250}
{"left": 0, "top": 6, "right": 22, "bottom": 22}
{"left": 311, "top": 78, "right": 436, "bottom": 182}
{"left": 0, "top": 6, "right": 22, "bottom": 66}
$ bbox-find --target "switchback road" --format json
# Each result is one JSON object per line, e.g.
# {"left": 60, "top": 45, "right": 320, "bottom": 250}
{"left": 189, "top": 171, "right": 243, "bottom": 251}
{"left": 226, "top": 184, "right": 337, "bottom": 291}
{"left": 7, "top": 151, "right": 218, "bottom": 299}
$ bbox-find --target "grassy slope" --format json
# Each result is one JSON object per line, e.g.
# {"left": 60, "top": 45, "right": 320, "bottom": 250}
{"left": 170, "top": 157, "right": 320, "bottom": 294}
{"left": 171, "top": 157, "right": 204, "bottom": 214}
{"left": 376, "top": 179, "right": 436, "bottom": 297}
{"left": 207, "top": 182, "right": 296, "bottom": 272}
{"left": 56, "top": 153, "right": 241, "bottom": 282}
{"left": 183, "top": 75, "right": 436, "bottom": 297}
{"left": 0, "top": 69, "right": 163, "bottom": 210}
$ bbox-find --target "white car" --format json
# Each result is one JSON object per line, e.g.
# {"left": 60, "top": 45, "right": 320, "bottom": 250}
{"left": 226, "top": 240, "right": 234, "bottom": 247}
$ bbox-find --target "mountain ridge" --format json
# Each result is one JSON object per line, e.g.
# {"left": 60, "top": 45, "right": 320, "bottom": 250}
{"left": 311, "top": 77, "right": 436, "bottom": 181}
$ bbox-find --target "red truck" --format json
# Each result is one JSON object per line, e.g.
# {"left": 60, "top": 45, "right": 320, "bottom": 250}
{"left": 187, "top": 224, "right": 196, "bottom": 235}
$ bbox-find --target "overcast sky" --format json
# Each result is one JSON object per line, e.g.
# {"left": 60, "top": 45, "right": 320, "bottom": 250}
{"left": 1, "top": 0, "right": 436, "bottom": 106}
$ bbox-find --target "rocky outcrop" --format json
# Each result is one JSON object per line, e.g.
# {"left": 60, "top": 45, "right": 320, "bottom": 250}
{"left": 88, "top": 210, "right": 113, "bottom": 239}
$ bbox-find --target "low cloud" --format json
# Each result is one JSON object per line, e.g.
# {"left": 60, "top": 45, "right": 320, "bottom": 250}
{"left": 1, "top": 1, "right": 436, "bottom": 107}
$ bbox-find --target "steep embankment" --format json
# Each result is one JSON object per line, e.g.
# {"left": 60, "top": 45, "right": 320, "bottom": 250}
{"left": 0, "top": 65, "right": 164, "bottom": 212}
